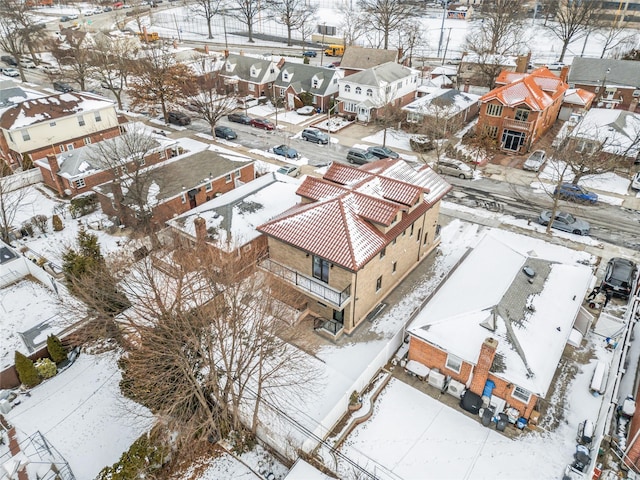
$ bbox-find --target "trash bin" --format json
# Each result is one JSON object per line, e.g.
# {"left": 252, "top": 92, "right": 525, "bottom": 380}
{"left": 516, "top": 417, "right": 527, "bottom": 430}
{"left": 482, "top": 407, "right": 494, "bottom": 427}
{"left": 496, "top": 413, "right": 509, "bottom": 432}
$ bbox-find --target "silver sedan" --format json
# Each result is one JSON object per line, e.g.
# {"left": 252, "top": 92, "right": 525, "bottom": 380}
{"left": 537, "top": 210, "right": 590, "bottom": 235}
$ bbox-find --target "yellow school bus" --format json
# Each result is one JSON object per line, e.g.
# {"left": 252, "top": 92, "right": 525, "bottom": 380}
{"left": 324, "top": 45, "right": 344, "bottom": 56}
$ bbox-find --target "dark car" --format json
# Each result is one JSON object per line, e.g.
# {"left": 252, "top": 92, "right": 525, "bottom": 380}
{"left": 1, "top": 55, "right": 17, "bottom": 66}
{"left": 302, "top": 51, "right": 317, "bottom": 57}
{"left": 52, "top": 81, "right": 73, "bottom": 93}
{"left": 214, "top": 126, "right": 237, "bottom": 140}
{"left": 554, "top": 183, "right": 598, "bottom": 204}
{"left": 346, "top": 148, "right": 376, "bottom": 165}
{"left": 367, "top": 145, "right": 400, "bottom": 159}
{"left": 537, "top": 210, "right": 590, "bottom": 235}
{"left": 250, "top": 118, "right": 275, "bottom": 130}
{"left": 301, "top": 127, "right": 328, "bottom": 144}
{"left": 167, "top": 111, "right": 191, "bottom": 126}
{"left": 227, "top": 112, "right": 252, "bottom": 124}
{"left": 273, "top": 144, "right": 299, "bottom": 158}
{"left": 602, "top": 257, "right": 638, "bottom": 299}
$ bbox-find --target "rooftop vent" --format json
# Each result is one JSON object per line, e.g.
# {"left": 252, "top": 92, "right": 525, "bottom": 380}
{"left": 523, "top": 266, "right": 535, "bottom": 278}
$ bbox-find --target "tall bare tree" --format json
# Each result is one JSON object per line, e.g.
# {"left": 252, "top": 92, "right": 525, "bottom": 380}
{"left": 545, "top": 0, "right": 604, "bottom": 62}
{"left": 594, "top": 22, "right": 638, "bottom": 59}
{"left": 339, "top": 6, "right": 366, "bottom": 47}
{"left": 115, "top": 247, "right": 314, "bottom": 453}
{"left": 190, "top": 0, "right": 224, "bottom": 39}
{"left": 265, "top": 0, "right": 317, "bottom": 47}
{"left": 127, "top": 45, "right": 197, "bottom": 122}
{"left": 0, "top": 166, "right": 28, "bottom": 243}
{"left": 229, "top": 0, "right": 264, "bottom": 43}
{"left": 51, "top": 31, "right": 94, "bottom": 91}
{"left": 357, "top": 0, "right": 413, "bottom": 50}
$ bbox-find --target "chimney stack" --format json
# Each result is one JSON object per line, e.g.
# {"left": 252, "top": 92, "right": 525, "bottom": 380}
{"left": 46, "top": 153, "right": 65, "bottom": 196}
{"left": 469, "top": 337, "right": 498, "bottom": 396}
{"left": 559, "top": 65, "right": 570, "bottom": 83}
{"left": 194, "top": 216, "right": 207, "bottom": 245}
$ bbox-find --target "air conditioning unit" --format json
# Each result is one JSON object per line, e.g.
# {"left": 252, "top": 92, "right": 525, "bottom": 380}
{"left": 428, "top": 370, "right": 445, "bottom": 390}
{"left": 446, "top": 379, "right": 465, "bottom": 399}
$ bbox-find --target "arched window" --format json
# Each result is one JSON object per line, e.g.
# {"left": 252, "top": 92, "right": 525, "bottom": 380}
{"left": 355, "top": 86, "right": 362, "bottom": 95}
{"left": 345, "top": 84, "right": 351, "bottom": 93}
{"left": 366, "top": 89, "right": 373, "bottom": 97}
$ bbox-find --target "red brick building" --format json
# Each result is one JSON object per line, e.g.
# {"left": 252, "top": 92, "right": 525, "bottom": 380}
{"left": 477, "top": 67, "right": 568, "bottom": 153}
{"left": 406, "top": 234, "right": 593, "bottom": 421}
{"left": 94, "top": 147, "right": 255, "bottom": 229}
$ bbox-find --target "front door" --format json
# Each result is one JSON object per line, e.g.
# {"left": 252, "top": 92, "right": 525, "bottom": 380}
{"left": 501, "top": 129, "right": 526, "bottom": 152}
{"left": 357, "top": 106, "right": 370, "bottom": 122}
{"left": 287, "top": 92, "right": 295, "bottom": 110}
{"left": 187, "top": 188, "right": 198, "bottom": 209}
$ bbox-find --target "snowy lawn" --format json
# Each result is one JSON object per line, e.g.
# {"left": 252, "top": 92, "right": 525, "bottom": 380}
{"left": 248, "top": 148, "right": 309, "bottom": 166}
{"left": 278, "top": 110, "right": 319, "bottom": 125}
{"left": 362, "top": 129, "right": 413, "bottom": 152}
{"left": 539, "top": 160, "right": 632, "bottom": 195}
{"left": 6, "top": 351, "right": 153, "bottom": 480}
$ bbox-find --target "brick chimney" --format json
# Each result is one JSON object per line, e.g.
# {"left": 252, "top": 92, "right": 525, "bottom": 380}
{"left": 559, "top": 65, "right": 570, "bottom": 83}
{"left": 469, "top": 337, "right": 498, "bottom": 396}
{"left": 276, "top": 57, "right": 286, "bottom": 69}
{"left": 46, "top": 153, "right": 65, "bottom": 196}
{"left": 194, "top": 216, "right": 207, "bottom": 245}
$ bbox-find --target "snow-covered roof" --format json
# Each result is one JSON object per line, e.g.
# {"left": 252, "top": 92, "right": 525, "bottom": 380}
{"left": 0, "top": 82, "right": 45, "bottom": 111}
{"left": 563, "top": 88, "right": 595, "bottom": 106}
{"left": 402, "top": 88, "right": 479, "bottom": 117}
{"left": 258, "top": 159, "right": 450, "bottom": 271}
{"left": 569, "top": 108, "right": 640, "bottom": 158}
{"left": 0, "top": 91, "right": 115, "bottom": 130}
{"left": 407, "top": 233, "right": 593, "bottom": 397}
{"left": 167, "top": 172, "right": 300, "bottom": 252}
{"left": 285, "top": 459, "right": 335, "bottom": 480}
{"left": 340, "top": 62, "right": 415, "bottom": 87}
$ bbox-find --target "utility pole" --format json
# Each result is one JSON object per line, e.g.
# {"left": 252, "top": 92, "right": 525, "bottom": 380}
{"left": 320, "top": 22, "right": 326, "bottom": 67}
{"left": 437, "top": 0, "right": 448, "bottom": 58}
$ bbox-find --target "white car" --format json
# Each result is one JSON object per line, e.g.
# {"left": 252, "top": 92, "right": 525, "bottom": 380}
{"left": 631, "top": 172, "right": 640, "bottom": 191}
{"left": 433, "top": 159, "right": 473, "bottom": 179}
{"left": 40, "top": 64, "right": 60, "bottom": 74}
{"left": 546, "top": 62, "right": 565, "bottom": 71}
{"left": 19, "top": 58, "right": 36, "bottom": 69}
{"left": 2, "top": 68, "right": 19, "bottom": 77}
{"left": 523, "top": 150, "right": 547, "bottom": 172}
{"left": 81, "top": 9, "right": 94, "bottom": 15}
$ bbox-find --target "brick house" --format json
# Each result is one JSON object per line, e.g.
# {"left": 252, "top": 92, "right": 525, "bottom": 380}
{"left": 94, "top": 146, "right": 255, "bottom": 229}
{"left": 337, "top": 62, "right": 418, "bottom": 123}
{"left": 34, "top": 128, "right": 177, "bottom": 197}
{"left": 568, "top": 58, "right": 640, "bottom": 113}
{"left": 406, "top": 234, "right": 593, "bottom": 420}
{"left": 257, "top": 158, "right": 451, "bottom": 337}
{"left": 218, "top": 53, "right": 280, "bottom": 98}
{"left": 477, "top": 67, "right": 568, "bottom": 153}
{"left": 0, "top": 91, "right": 124, "bottom": 170}
{"left": 402, "top": 88, "right": 480, "bottom": 130}
{"left": 272, "top": 62, "right": 343, "bottom": 112}
{"left": 165, "top": 172, "right": 301, "bottom": 269}
{"left": 339, "top": 46, "right": 399, "bottom": 77}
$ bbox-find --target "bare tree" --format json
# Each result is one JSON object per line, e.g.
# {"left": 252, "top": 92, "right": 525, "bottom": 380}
{"left": 229, "top": 0, "right": 264, "bottom": 43}
{"left": 127, "top": 45, "right": 197, "bottom": 122}
{"left": 357, "top": 0, "right": 413, "bottom": 50}
{"left": 594, "top": 22, "right": 638, "bottom": 59}
{"left": 412, "top": 104, "right": 465, "bottom": 170}
{"left": 190, "top": 0, "right": 224, "bottom": 39}
{"left": 265, "top": 0, "right": 317, "bottom": 47}
{"left": 339, "top": 6, "right": 366, "bottom": 47}
{"left": 51, "top": 31, "right": 94, "bottom": 91}
{"left": 545, "top": 0, "right": 604, "bottom": 62}
{"left": 115, "top": 247, "right": 314, "bottom": 453}
{"left": 0, "top": 166, "right": 28, "bottom": 243}
{"left": 399, "top": 20, "right": 426, "bottom": 68}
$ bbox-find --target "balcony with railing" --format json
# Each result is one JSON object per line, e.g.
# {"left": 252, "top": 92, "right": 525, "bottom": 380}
{"left": 502, "top": 117, "right": 533, "bottom": 132}
{"left": 260, "top": 258, "right": 351, "bottom": 309}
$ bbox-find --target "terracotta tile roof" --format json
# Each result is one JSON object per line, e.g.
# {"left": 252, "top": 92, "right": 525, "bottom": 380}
{"left": 258, "top": 159, "right": 451, "bottom": 271}
{"left": 0, "top": 92, "right": 114, "bottom": 130}
{"left": 482, "top": 67, "right": 568, "bottom": 111}
{"left": 563, "top": 88, "right": 596, "bottom": 106}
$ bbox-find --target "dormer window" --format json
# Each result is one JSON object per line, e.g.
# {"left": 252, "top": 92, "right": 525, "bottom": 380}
{"left": 345, "top": 84, "right": 351, "bottom": 93}
{"left": 283, "top": 72, "right": 289, "bottom": 81}
{"left": 250, "top": 67, "right": 257, "bottom": 77}
{"left": 225, "top": 62, "right": 232, "bottom": 72}
{"left": 366, "top": 88, "right": 373, "bottom": 97}
{"left": 312, "top": 79, "right": 319, "bottom": 88}
{"left": 355, "top": 87, "right": 361, "bottom": 95}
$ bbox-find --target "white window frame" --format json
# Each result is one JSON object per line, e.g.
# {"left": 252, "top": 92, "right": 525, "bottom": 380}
{"left": 366, "top": 88, "right": 373, "bottom": 97}
{"left": 225, "top": 173, "right": 232, "bottom": 183}
{"left": 344, "top": 84, "right": 351, "bottom": 93}
{"left": 74, "top": 178, "right": 86, "bottom": 189}
{"left": 445, "top": 354, "right": 462, "bottom": 373}
{"left": 21, "top": 130, "right": 30, "bottom": 141}
{"left": 66, "top": 143, "right": 74, "bottom": 151}
{"left": 49, "top": 121, "right": 56, "bottom": 127}
{"left": 181, "top": 193, "right": 187, "bottom": 204}
{"left": 206, "top": 182, "right": 212, "bottom": 192}
{"left": 486, "top": 103, "right": 503, "bottom": 117}
{"left": 355, "top": 86, "right": 362, "bottom": 95}
{"left": 344, "top": 102, "right": 357, "bottom": 113}
{"left": 512, "top": 385, "right": 532, "bottom": 403}
{"left": 94, "top": 111, "right": 102, "bottom": 122}
{"left": 234, "top": 169, "right": 241, "bottom": 178}
{"left": 248, "top": 83, "right": 255, "bottom": 92}
{"left": 83, "top": 137, "right": 92, "bottom": 145}
{"left": 78, "top": 115, "right": 85, "bottom": 127}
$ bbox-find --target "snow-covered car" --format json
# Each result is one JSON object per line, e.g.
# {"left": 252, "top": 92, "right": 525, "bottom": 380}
{"left": 40, "top": 64, "right": 60, "bottom": 74}
{"left": 523, "top": 150, "right": 547, "bottom": 172}
{"left": 296, "top": 106, "right": 315, "bottom": 116}
{"left": 631, "top": 172, "right": 640, "bottom": 191}
{"left": 273, "top": 145, "right": 299, "bottom": 158}
{"left": 277, "top": 165, "right": 301, "bottom": 177}
{"left": 537, "top": 210, "right": 590, "bottom": 235}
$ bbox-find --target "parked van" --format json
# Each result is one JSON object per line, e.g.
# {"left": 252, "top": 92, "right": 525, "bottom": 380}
{"left": 324, "top": 45, "right": 344, "bottom": 56}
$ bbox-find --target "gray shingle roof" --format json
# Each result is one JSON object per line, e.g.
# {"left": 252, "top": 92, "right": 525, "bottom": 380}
{"left": 221, "top": 54, "right": 278, "bottom": 84}
{"left": 568, "top": 57, "right": 640, "bottom": 87}
{"left": 341, "top": 62, "right": 413, "bottom": 87}
{"left": 340, "top": 46, "right": 398, "bottom": 71}
{"left": 274, "top": 62, "right": 339, "bottom": 95}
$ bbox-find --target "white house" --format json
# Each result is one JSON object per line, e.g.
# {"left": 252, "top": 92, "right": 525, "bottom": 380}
{"left": 337, "top": 62, "right": 418, "bottom": 122}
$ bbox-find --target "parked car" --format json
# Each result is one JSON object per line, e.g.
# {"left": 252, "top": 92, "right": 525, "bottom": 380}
{"left": 19, "top": 58, "right": 36, "bottom": 69}
{"left": 302, "top": 51, "right": 317, "bottom": 57}
{"left": 81, "top": 9, "right": 94, "bottom": 15}
{"left": 554, "top": 183, "right": 598, "bottom": 204}
{"left": 434, "top": 159, "right": 473, "bottom": 179}
{"left": 537, "top": 210, "right": 590, "bottom": 235}
{"left": 546, "top": 61, "right": 565, "bottom": 71}
{"left": 277, "top": 165, "right": 301, "bottom": 177}
{"left": 346, "top": 148, "right": 377, "bottom": 165}
{"left": 631, "top": 172, "right": 640, "bottom": 191}
{"left": 60, "top": 15, "right": 72, "bottom": 21}
{"left": 273, "top": 145, "right": 299, "bottom": 158}
{"left": 301, "top": 128, "right": 329, "bottom": 144}
{"left": 52, "top": 81, "right": 73, "bottom": 92}
{"left": 167, "top": 111, "right": 191, "bottom": 126}
{"left": 103, "top": 6, "right": 113, "bottom": 11}
{"left": 367, "top": 146, "right": 399, "bottom": 159}
{"left": 523, "top": 150, "right": 547, "bottom": 172}
{"left": 40, "top": 64, "right": 60, "bottom": 74}
{"left": 2, "top": 68, "right": 19, "bottom": 77}
{"left": 1, "top": 55, "right": 17, "bottom": 66}
{"left": 227, "top": 112, "right": 252, "bottom": 124}
{"left": 250, "top": 118, "right": 275, "bottom": 130}
{"left": 214, "top": 126, "right": 237, "bottom": 140}
{"left": 602, "top": 257, "right": 638, "bottom": 299}
{"left": 296, "top": 106, "right": 315, "bottom": 116}
{"left": 410, "top": 135, "right": 434, "bottom": 152}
